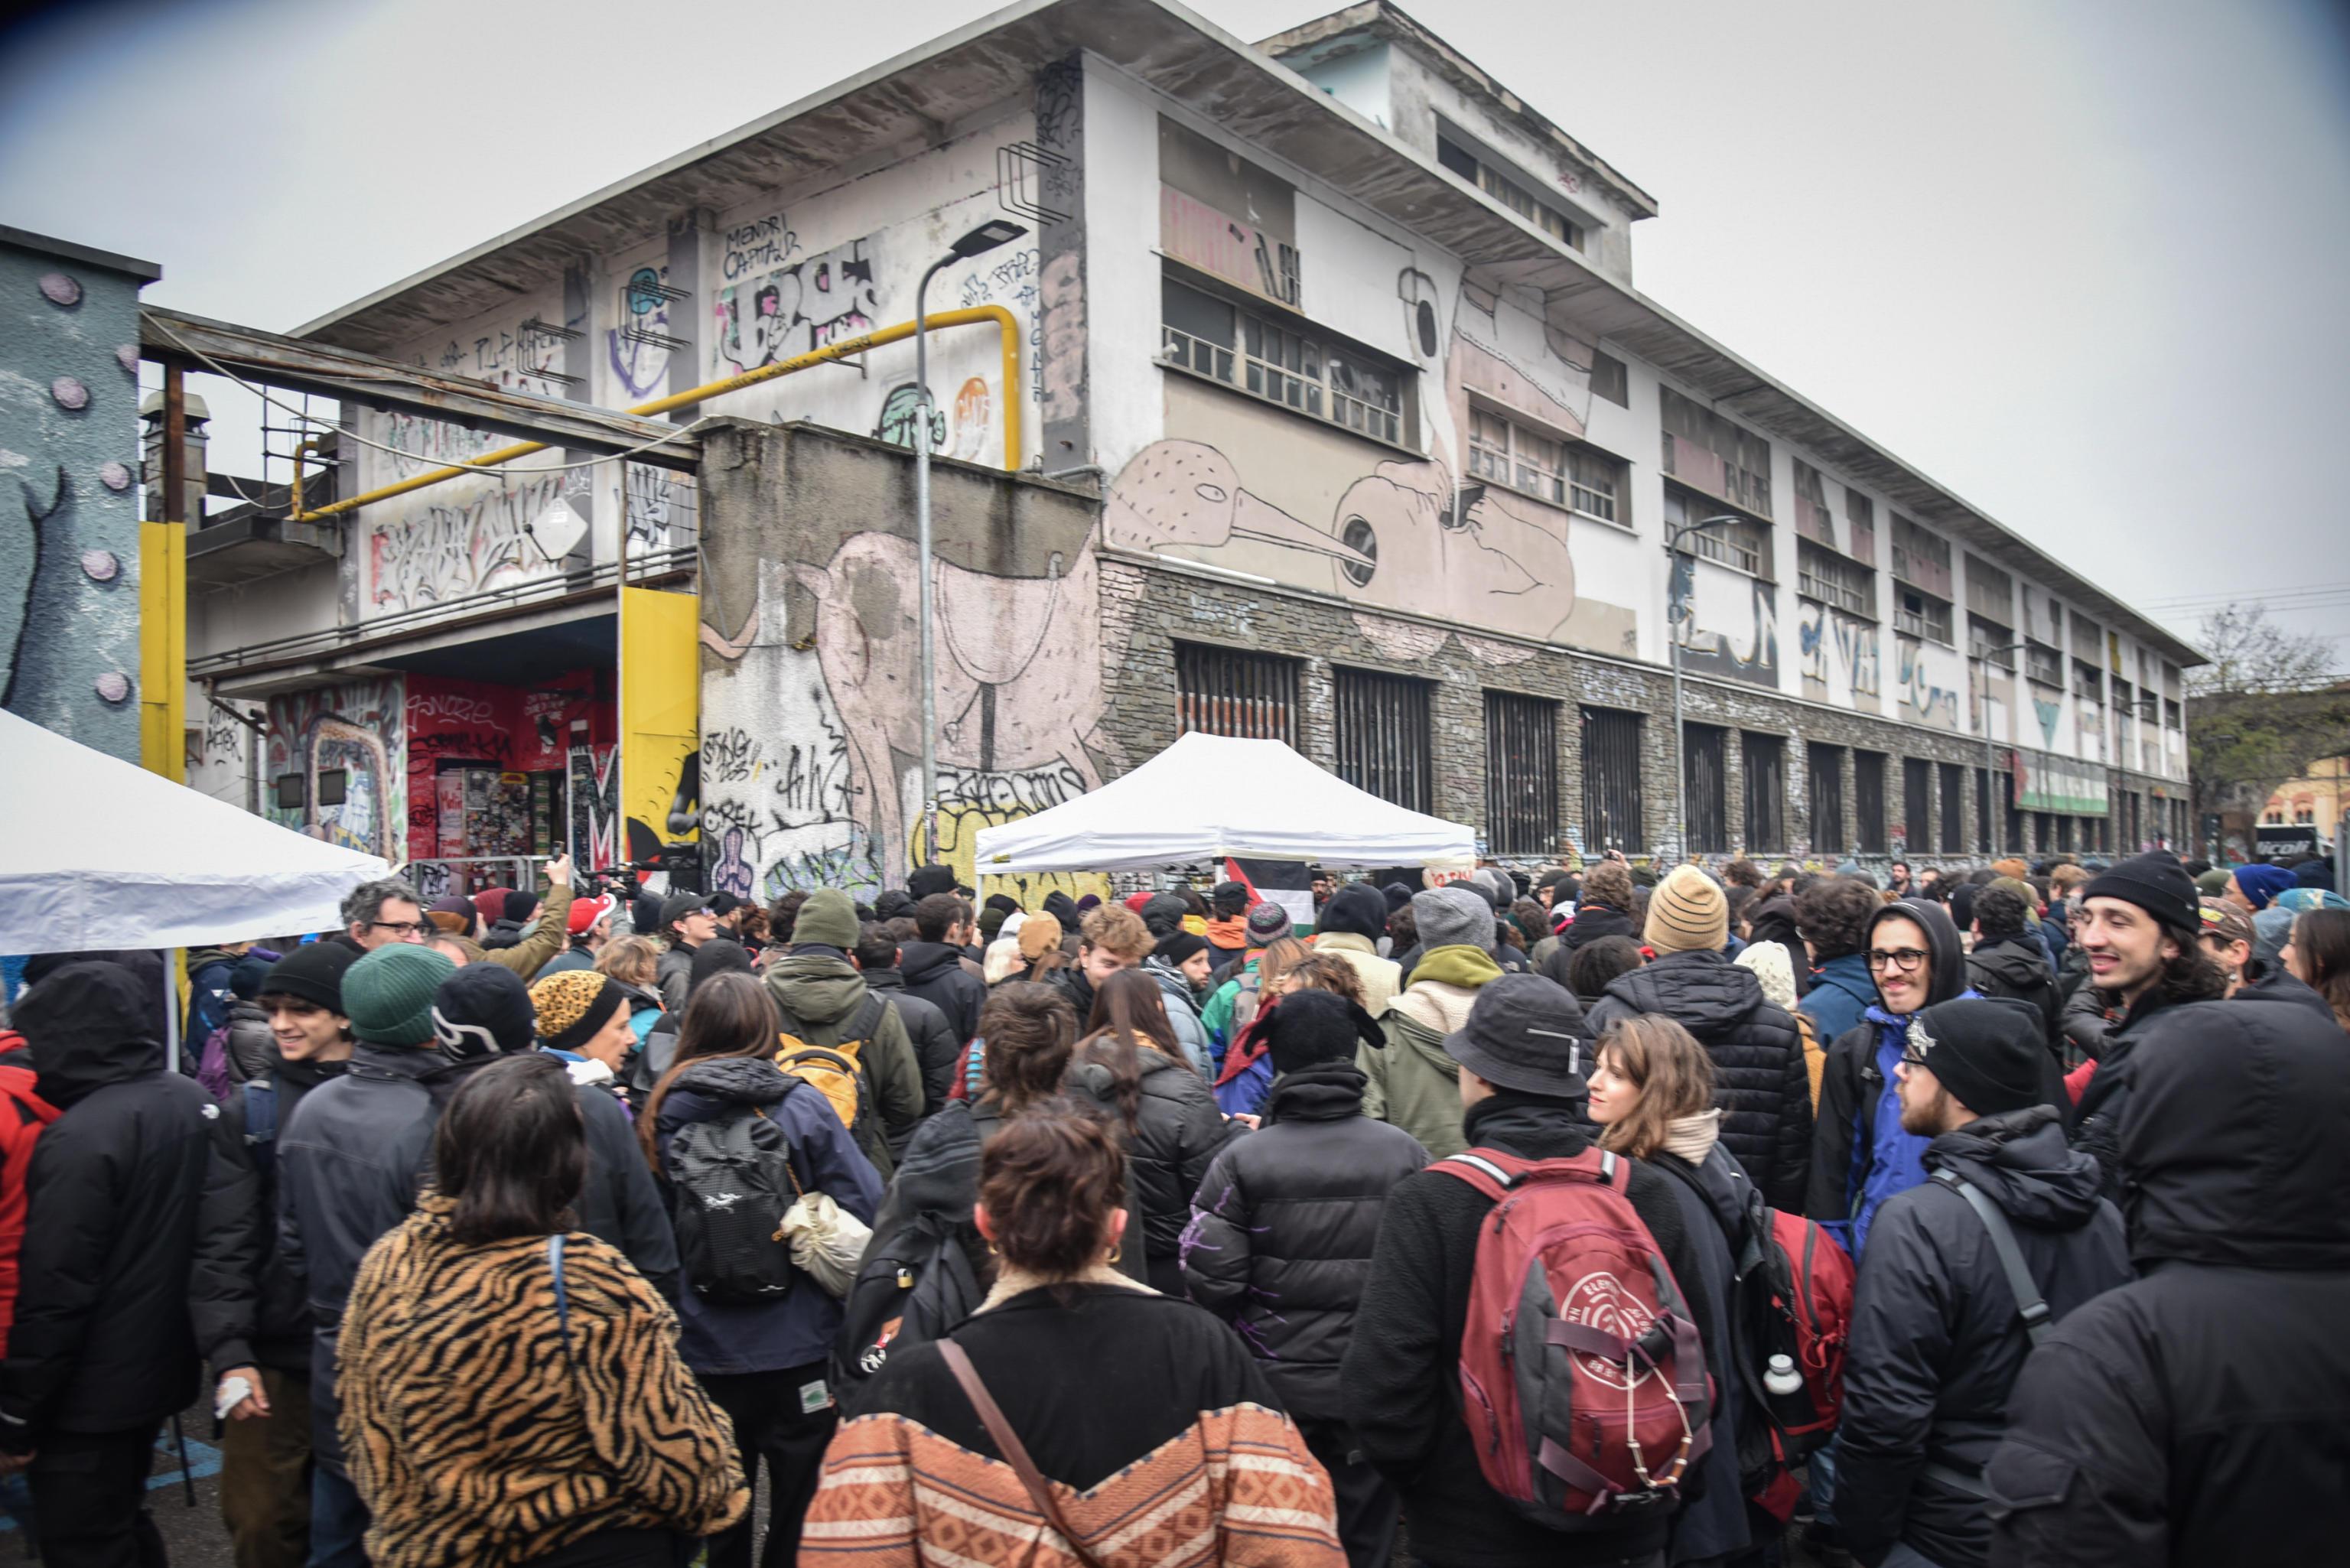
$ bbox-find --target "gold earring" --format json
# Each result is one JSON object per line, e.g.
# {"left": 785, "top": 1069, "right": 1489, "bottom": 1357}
{"left": 986, "top": 1239, "right": 1000, "bottom": 1256}
{"left": 1106, "top": 1242, "right": 1121, "bottom": 1264}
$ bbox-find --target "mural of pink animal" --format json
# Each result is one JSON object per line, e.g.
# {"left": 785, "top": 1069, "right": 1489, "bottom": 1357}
{"left": 787, "top": 532, "right": 1115, "bottom": 881}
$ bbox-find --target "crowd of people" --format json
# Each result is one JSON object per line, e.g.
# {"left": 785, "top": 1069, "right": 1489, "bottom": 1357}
{"left": 0, "top": 841, "right": 2345, "bottom": 1568}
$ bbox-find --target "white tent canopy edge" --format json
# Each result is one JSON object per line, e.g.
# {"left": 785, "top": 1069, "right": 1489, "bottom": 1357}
{"left": 972, "top": 732, "right": 1476, "bottom": 875}
{"left": 0, "top": 708, "right": 389, "bottom": 955}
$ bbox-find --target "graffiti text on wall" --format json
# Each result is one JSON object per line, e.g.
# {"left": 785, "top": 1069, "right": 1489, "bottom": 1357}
{"left": 364, "top": 473, "right": 584, "bottom": 613}
{"left": 714, "top": 237, "right": 879, "bottom": 373}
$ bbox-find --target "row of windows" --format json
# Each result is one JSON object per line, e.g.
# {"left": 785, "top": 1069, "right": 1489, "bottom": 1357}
{"left": 1436, "top": 128, "right": 1586, "bottom": 252}
{"left": 1162, "top": 278, "right": 1410, "bottom": 445}
{"left": 1161, "top": 259, "right": 2176, "bottom": 698}
{"left": 1177, "top": 645, "right": 2142, "bottom": 858}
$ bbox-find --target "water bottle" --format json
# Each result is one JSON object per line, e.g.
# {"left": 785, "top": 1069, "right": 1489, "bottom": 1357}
{"left": 1763, "top": 1353, "right": 1804, "bottom": 1398}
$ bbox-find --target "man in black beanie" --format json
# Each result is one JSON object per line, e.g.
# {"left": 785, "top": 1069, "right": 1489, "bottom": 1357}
{"left": 1183, "top": 990, "right": 1426, "bottom": 1568}
{"left": 190, "top": 941, "right": 358, "bottom": 1566}
{"left": 2069, "top": 851, "right": 2228, "bottom": 1199}
{"left": 1838, "top": 998, "right": 2128, "bottom": 1568}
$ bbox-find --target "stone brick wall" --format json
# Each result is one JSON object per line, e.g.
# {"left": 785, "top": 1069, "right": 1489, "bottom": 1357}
{"left": 1101, "top": 555, "right": 2176, "bottom": 871}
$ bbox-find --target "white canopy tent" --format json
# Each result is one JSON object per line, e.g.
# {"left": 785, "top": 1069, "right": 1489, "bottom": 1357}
{"left": 0, "top": 708, "right": 389, "bottom": 955}
{"left": 972, "top": 731, "right": 1476, "bottom": 874}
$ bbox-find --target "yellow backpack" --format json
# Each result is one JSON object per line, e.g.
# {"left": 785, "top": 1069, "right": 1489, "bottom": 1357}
{"left": 776, "top": 994, "right": 884, "bottom": 1134}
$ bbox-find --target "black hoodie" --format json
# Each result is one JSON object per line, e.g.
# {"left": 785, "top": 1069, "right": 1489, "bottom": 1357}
{"left": 897, "top": 939, "right": 985, "bottom": 1046}
{"left": 1838, "top": 1106, "right": 2127, "bottom": 1568}
{"left": 1587, "top": 949, "right": 1811, "bottom": 1209}
{"left": 1987, "top": 998, "right": 2350, "bottom": 1566}
{"left": 1, "top": 963, "right": 226, "bottom": 1443}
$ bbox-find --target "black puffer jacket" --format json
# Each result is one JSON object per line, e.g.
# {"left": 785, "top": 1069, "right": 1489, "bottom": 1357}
{"left": 1072, "top": 1046, "right": 1235, "bottom": 1292}
{"left": 861, "top": 967, "right": 962, "bottom": 1117}
{"left": 0, "top": 964, "right": 226, "bottom": 1446}
{"left": 1965, "top": 935, "right": 2060, "bottom": 1046}
{"left": 190, "top": 1050, "right": 347, "bottom": 1377}
{"left": 2069, "top": 962, "right": 2228, "bottom": 1202}
{"left": 1984, "top": 998, "right": 2350, "bottom": 1568}
{"left": 1342, "top": 1094, "right": 1720, "bottom": 1568}
{"left": 1180, "top": 1064, "right": 1427, "bottom": 1419}
{"left": 1839, "top": 1106, "right": 2128, "bottom": 1568}
{"left": 899, "top": 941, "right": 985, "bottom": 1046}
{"left": 1587, "top": 950, "right": 1811, "bottom": 1209}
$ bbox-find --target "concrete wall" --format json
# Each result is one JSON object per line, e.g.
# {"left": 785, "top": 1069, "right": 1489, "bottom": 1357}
{"left": 695, "top": 419, "right": 1108, "bottom": 902}
{"left": 342, "top": 97, "right": 1044, "bottom": 639}
{"left": 0, "top": 233, "right": 152, "bottom": 760}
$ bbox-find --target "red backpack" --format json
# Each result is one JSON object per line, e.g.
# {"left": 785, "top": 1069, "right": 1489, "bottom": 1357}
{"left": 1432, "top": 1147, "right": 1713, "bottom": 1529}
{"left": 1736, "top": 1200, "right": 1855, "bottom": 1518}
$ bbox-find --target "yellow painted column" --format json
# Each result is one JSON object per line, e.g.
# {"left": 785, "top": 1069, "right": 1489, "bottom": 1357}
{"left": 620, "top": 585, "right": 700, "bottom": 867}
{"left": 138, "top": 519, "right": 185, "bottom": 782}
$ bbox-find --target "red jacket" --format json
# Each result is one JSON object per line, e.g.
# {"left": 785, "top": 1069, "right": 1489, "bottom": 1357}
{"left": 0, "top": 1033, "right": 60, "bottom": 1357}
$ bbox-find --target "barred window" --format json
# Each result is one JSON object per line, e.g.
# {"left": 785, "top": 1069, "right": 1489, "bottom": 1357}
{"left": 1808, "top": 743, "right": 1847, "bottom": 854}
{"left": 1744, "top": 734, "right": 1787, "bottom": 853}
{"left": 1856, "top": 750, "right": 1888, "bottom": 853}
{"left": 1581, "top": 707, "right": 1645, "bottom": 854}
{"left": 1484, "top": 691, "right": 1558, "bottom": 856}
{"left": 1334, "top": 666, "right": 1432, "bottom": 812}
{"left": 1176, "top": 642, "right": 1298, "bottom": 743}
{"left": 1684, "top": 724, "right": 1727, "bottom": 854}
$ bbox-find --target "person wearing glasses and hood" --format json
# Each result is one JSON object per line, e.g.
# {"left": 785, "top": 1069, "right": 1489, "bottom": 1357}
{"left": 1807, "top": 900, "right": 1975, "bottom": 1261}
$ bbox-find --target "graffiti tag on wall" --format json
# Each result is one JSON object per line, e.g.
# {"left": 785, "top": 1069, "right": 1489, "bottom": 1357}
{"left": 265, "top": 678, "right": 405, "bottom": 860}
{"left": 714, "top": 237, "right": 879, "bottom": 373}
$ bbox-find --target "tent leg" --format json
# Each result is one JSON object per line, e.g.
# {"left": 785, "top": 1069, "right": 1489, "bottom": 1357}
{"left": 162, "top": 959, "right": 179, "bottom": 1075}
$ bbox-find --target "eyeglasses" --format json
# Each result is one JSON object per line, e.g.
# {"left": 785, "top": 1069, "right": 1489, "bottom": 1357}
{"left": 369, "top": 920, "right": 428, "bottom": 938}
{"left": 1899, "top": 1043, "right": 1932, "bottom": 1069}
{"left": 1866, "top": 948, "right": 1929, "bottom": 972}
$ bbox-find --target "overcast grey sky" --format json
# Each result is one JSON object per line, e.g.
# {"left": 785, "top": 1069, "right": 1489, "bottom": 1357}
{"left": 5, "top": 0, "right": 2345, "bottom": 660}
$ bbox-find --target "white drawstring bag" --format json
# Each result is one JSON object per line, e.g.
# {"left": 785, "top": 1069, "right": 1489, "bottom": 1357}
{"left": 776, "top": 1189, "right": 871, "bottom": 1299}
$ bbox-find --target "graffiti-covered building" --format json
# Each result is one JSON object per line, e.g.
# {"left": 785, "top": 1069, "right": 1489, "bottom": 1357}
{"left": 188, "top": 0, "right": 2196, "bottom": 898}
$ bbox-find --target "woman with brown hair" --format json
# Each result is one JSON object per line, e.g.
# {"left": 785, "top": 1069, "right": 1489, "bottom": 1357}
{"left": 640, "top": 972, "right": 884, "bottom": 1568}
{"left": 1582, "top": 1013, "right": 1753, "bottom": 1566}
{"left": 1076, "top": 968, "right": 1239, "bottom": 1294}
{"left": 804, "top": 1105, "right": 1343, "bottom": 1568}
{"left": 339, "top": 1054, "right": 746, "bottom": 1567}
{"left": 2283, "top": 907, "right": 2350, "bottom": 1033}
{"left": 838, "top": 984, "right": 1150, "bottom": 1404}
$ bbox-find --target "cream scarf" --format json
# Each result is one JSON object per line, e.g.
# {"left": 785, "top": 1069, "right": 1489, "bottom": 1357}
{"left": 977, "top": 1261, "right": 1155, "bottom": 1313}
{"left": 1663, "top": 1108, "right": 1722, "bottom": 1165}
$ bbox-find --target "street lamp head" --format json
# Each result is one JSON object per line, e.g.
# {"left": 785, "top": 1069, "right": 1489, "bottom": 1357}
{"left": 949, "top": 220, "right": 1028, "bottom": 259}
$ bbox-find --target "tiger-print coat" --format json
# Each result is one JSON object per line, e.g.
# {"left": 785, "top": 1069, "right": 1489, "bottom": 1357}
{"left": 338, "top": 1195, "right": 747, "bottom": 1567}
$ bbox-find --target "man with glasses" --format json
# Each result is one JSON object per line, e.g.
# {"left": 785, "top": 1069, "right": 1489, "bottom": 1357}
{"left": 1837, "top": 998, "right": 2127, "bottom": 1568}
{"left": 1801, "top": 899, "right": 1974, "bottom": 1566}
{"left": 334, "top": 878, "right": 428, "bottom": 952}
{"left": 1808, "top": 899, "right": 1973, "bottom": 1258}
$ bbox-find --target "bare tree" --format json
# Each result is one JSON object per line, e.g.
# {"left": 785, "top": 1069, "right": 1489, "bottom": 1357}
{"left": 2186, "top": 604, "right": 2349, "bottom": 831}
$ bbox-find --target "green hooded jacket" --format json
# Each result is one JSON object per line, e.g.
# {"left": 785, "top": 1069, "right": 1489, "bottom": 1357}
{"left": 1358, "top": 945, "right": 1500, "bottom": 1158}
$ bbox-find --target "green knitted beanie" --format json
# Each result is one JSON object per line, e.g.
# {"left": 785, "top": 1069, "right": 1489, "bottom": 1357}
{"left": 793, "top": 888, "right": 861, "bottom": 950}
{"left": 342, "top": 945, "right": 456, "bottom": 1047}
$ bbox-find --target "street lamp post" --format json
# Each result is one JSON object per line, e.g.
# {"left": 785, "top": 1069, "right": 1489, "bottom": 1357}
{"left": 1664, "top": 516, "right": 1738, "bottom": 865}
{"left": 912, "top": 219, "right": 1027, "bottom": 868}
{"left": 1976, "top": 640, "right": 2026, "bottom": 854}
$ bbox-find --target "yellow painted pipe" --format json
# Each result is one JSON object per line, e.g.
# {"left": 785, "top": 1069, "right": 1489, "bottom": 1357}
{"left": 294, "top": 305, "right": 1023, "bottom": 521}
{"left": 289, "top": 437, "right": 323, "bottom": 516}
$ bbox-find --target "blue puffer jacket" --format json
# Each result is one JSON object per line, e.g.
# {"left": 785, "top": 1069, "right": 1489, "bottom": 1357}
{"left": 654, "top": 1057, "right": 883, "bottom": 1376}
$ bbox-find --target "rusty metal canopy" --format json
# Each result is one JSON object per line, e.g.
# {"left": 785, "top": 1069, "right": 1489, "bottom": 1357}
{"left": 142, "top": 306, "right": 700, "bottom": 471}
